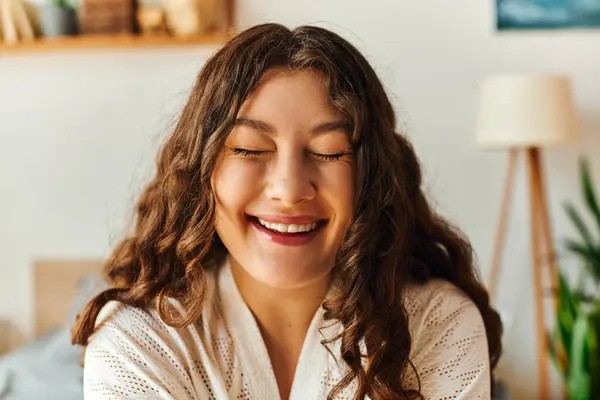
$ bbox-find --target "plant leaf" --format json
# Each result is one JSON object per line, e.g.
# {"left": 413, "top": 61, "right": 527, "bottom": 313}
{"left": 557, "top": 273, "right": 578, "bottom": 363}
{"left": 564, "top": 239, "right": 600, "bottom": 283}
{"left": 564, "top": 202, "right": 596, "bottom": 248}
{"left": 580, "top": 158, "right": 600, "bottom": 238}
{"left": 589, "top": 303, "right": 600, "bottom": 399}
{"left": 567, "top": 311, "right": 591, "bottom": 400}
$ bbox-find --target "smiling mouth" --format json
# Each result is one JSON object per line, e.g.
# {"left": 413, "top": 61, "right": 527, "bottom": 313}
{"left": 247, "top": 216, "right": 327, "bottom": 235}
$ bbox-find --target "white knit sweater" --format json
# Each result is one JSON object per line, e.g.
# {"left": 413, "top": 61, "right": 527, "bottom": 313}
{"left": 84, "top": 260, "right": 491, "bottom": 399}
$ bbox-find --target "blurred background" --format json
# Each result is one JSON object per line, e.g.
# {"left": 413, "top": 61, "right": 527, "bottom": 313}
{"left": 1, "top": 0, "right": 600, "bottom": 399}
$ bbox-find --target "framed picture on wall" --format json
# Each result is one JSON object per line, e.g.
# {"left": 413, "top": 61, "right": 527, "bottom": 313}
{"left": 497, "top": 0, "right": 600, "bottom": 30}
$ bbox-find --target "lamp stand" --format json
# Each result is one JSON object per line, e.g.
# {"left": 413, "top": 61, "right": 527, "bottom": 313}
{"left": 487, "top": 147, "right": 559, "bottom": 400}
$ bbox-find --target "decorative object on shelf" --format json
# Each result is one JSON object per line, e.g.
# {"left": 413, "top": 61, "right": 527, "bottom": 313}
{"left": 475, "top": 74, "right": 580, "bottom": 399}
{"left": 163, "top": 0, "right": 223, "bottom": 37}
{"left": 197, "top": 0, "right": 225, "bottom": 33}
{"left": 78, "top": 0, "right": 134, "bottom": 34}
{"left": 162, "top": 0, "right": 200, "bottom": 36}
{"left": 0, "top": 0, "right": 35, "bottom": 45}
{"left": 39, "top": 0, "right": 78, "bottom": 37}
{"left": 0, "top": 0, "right": 234, "bottom": 52}
{"left": 0, "top": 32, "right": 228, "bottom": 54}
{"left": 497, "top": 0, "right": 600, "bottom": 30}
{"left": 549, "top": 159, "right": 600, "bottom": 400}
{"left": 136, "top": 4, "right": 167, "bottom": 35}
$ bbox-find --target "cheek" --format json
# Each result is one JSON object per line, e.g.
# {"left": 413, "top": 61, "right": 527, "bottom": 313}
{"left": 320, "top": 163, "right": 355, "bottom": 223}
{"left": 213, "top": 159, "right": 263, "bottom": 218}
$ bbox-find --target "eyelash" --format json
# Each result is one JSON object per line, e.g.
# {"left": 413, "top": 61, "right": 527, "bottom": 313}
{"left": 231, "top": 148, "right": 264, "bottom": 157}
{"left": 231, "top": 148, "right": 348, "bottom": 161}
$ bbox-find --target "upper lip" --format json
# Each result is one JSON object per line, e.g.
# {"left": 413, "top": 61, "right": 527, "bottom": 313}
{"left": 249, "top": 214, "right": 326, "bottom": 224}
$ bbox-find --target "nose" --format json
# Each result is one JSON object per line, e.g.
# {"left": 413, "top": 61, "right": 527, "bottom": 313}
{"left": 264, "top": 149, "right": 316, "bottom": 206}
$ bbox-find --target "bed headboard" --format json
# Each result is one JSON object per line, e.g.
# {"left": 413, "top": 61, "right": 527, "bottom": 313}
{"left": 33, "top": 259, "right": 104, "bottom": 337}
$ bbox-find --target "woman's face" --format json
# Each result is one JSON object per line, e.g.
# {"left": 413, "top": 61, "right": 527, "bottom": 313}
{"left": 212, "top": 69, "right": 355, "bottom": 289}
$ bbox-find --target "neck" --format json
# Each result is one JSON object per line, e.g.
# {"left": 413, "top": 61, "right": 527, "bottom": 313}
{"left": 229, "top": 257, "right": 330, "bottom": 400}
{"left": 229, "top": 256, "right": 330, "bottom": 339}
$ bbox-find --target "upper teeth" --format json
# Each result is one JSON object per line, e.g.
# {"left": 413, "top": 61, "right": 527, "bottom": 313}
{"left": 257, "top": 218, "right": 318, "bottom": 233}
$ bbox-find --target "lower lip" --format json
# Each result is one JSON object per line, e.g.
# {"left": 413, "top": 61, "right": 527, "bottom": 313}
{"left": 249, "top": 218, "right": 325, "bottom": 246}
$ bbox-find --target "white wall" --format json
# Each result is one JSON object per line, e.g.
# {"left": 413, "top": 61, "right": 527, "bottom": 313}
{"left": 0, "top": 48, "right": 217, "bottom": 342}
{"left": 2, "top": 1, "right": 600, "bottom": 398}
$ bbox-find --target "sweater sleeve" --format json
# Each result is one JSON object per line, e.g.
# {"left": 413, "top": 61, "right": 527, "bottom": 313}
{"left": 83, "top": 301, "right": 198, "bottom": 400}
{"left": 405, "top": 280, "right": 491, "bottom": 399}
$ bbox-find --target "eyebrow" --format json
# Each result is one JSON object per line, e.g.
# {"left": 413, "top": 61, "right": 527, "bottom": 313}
{"left": 234, "top": 117, "right": 352, "bottom": 135}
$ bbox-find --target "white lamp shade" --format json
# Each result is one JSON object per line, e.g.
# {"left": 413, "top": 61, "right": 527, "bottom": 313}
{"left": 475, "top": 75, "right": 580, "bottom": 149}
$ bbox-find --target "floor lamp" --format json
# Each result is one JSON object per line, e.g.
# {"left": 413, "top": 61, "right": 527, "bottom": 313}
{"left": 475, "top": 75, "right": 580, "bottom": 399}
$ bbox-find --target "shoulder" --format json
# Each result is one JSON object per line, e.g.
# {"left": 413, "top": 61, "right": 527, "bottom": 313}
{"left": 83, "top": 269, "right": 224, "bottom": 399}
{"left": 84, "top": 301, "right": 179, "bottom": 398}
{"left": 86, "top": 300, "right": 186, "bottom": 370}
{"left": 92, "top": 300, "right": 175, "bottom": 339}
{"left": 404, "top": 278, "right": 487, "bottom": 355}
{"left": 84, "top": 300, "right": 211, "bottom": 399}
{"left": 88, "top": 296, "right": 211, "bottom": 362}
{"left": 404, "top": 278, "right": 485, "bottom": 335}
{"left": 403, "top": 279, "right": 491, "bottom": 398}
{"left": 91, "top": 267, "right": 220, "bottom": 341}
{"left": 88, "top": 299, "right": 189, "bottom": 356}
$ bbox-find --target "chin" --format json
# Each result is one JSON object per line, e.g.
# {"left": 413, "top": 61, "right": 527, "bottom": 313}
{"left": 250, "top": 258, "right": 332, "bottom": 290}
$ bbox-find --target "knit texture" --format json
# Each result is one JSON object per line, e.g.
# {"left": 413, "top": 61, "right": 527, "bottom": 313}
{"left": 84, "top": 261, "right": 490, "bottom": 400}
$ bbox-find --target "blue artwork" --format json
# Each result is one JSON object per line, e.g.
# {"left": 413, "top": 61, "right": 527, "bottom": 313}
{"left": 497, "top": 0, "right": 600, "bottom": 29}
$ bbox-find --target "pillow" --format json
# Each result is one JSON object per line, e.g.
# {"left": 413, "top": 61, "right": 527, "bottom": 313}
{"left": 0, "top": 328, "right": 83, "bottom": 400}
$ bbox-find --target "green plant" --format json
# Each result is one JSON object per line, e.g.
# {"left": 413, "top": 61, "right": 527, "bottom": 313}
{"left": 550, "top": 158, "right": 600, "bottom": 400}
{"left": 52, "top": 0, "right": 76, "bottom": 11}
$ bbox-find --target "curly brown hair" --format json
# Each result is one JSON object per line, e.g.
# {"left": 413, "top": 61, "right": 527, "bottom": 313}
{"left": 72, "top": 23, "right": 502, "bottom": 400}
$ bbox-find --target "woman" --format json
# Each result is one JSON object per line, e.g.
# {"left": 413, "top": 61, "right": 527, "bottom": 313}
{"left": 73, "top": 23, "right": 502, "bottom": 400}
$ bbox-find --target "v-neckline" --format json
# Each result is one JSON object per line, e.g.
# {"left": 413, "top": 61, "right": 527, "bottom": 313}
{"left": 217, "top": 260, "right": 337, "bottom": 400}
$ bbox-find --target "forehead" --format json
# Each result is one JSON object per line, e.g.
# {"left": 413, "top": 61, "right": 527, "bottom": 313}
{"left": 238, "top": 68, "right": 344, "bottom": 122}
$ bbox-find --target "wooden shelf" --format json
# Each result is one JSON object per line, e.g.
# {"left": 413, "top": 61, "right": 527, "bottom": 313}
{"left": 0, "top": 32, "right": 231, "bottom": 55}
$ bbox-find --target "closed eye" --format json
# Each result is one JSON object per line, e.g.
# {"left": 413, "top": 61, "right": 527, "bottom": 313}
{"left": 311, "top": 152, "right": 349, "bottom": 161}
{"left": 231, "top": 147, "right": 350, "bottom": 161}
{"left": 231, "top": 148, "right": 267, "bottom": 157}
